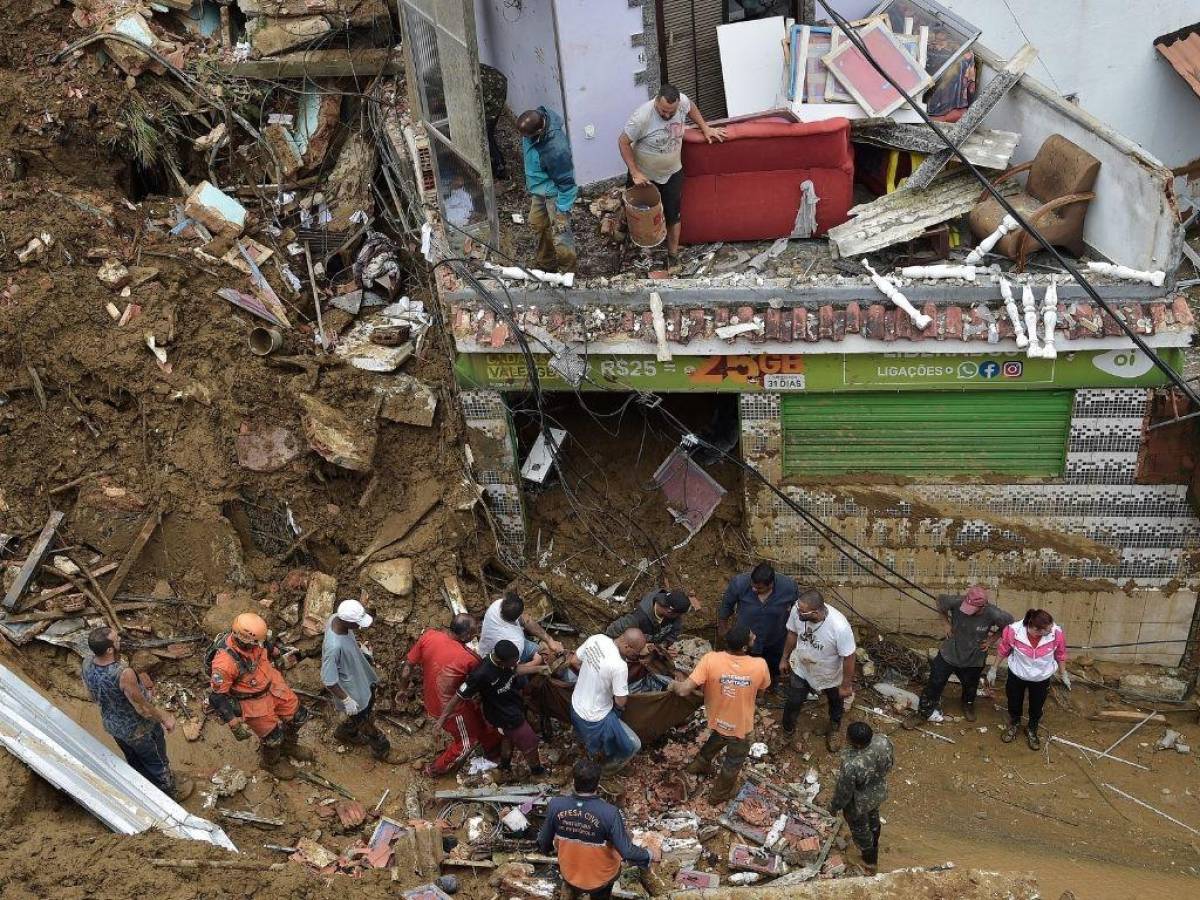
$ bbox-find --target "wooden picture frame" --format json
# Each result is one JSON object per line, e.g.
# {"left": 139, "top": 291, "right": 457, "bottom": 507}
{"left": 822, "top": 18, "right": 933, "bottom": 117}
{"left": 789, "top": 24, "right": 834, "bottom": 103}
{"left": 870, "top": 0, "right": 981, "bottom": 82}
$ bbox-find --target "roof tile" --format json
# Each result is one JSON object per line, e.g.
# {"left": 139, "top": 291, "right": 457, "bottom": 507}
{"left": 450, "top": 295, "right": 1192, "bottom": 352}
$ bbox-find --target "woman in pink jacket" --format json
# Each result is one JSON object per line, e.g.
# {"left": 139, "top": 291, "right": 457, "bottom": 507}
{"left": 991, "top": 609, "right": 1069, "bottom": 750}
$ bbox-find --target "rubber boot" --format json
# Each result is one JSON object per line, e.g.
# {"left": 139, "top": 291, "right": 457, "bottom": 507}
{"left": 170, "top": 775, "right": 195, "bottom": 802}
{"left": 826, "top": 719, "right": 844, "bottom": 753}
{"left": 708, "top": 769, "right": 738, "bottom": 804}
{"left": 261, "top": 743, "right": 296, "bottom": 780}
{"left": 963, "top": 701, "right": 976, "bottom": 723}
{"left": 1026, "top": 725, "right": 1041, "bottom": 751}
{"left": 281, "top": 723, "right": 315, "bottom": 762}
{"left": 871, "top": 820, "right": 882, "bottom": 873}
{"left": 686, "top": 740, "right": 717, "bottom": 776}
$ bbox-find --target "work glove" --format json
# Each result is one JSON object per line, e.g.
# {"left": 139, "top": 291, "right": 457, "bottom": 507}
{"left": 1059, "top": 669, "right": 1072, "bottom": 691}
{"left": 230, "top": 720, "right": 253, "bottom": 741}
{"left": 986, "top": 665, "right": 998, "bottom": 688}
{"left": 342, "top": 697, "right": 361, "bottom": 716}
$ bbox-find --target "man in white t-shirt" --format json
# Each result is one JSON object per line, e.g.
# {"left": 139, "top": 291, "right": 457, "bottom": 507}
{"left": 780, "top": 589, "right": 857, "bottom": 752}
{"left": 567, "top": 628, "right": 646, "bottom": 774}
{"left": 478, "top": 591, "right": 563, "bottom": 673}
{"left": 618, "top": 83, "right": 725, "bottom": 267}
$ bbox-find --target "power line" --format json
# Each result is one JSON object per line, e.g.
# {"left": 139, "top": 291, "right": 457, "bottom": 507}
{"left": 814, "top": 0, "right": 1199, "bottom": 409}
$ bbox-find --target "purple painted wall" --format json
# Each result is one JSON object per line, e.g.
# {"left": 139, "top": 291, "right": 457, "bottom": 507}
{"left": 551, "top": 0, "right": 651, "bottom": 185}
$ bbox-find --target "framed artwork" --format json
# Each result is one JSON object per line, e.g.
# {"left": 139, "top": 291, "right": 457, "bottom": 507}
{"left": 822, "top": 18, "right": 933, "bottom": 117}
{"left": 824, "top": 14, "right": 889, "bottom": 104}
{"left": 789, "top": 24, "right": 834, "bottom": 103}
{"left": 870, "top": 0, "right": 981, "bottom": 81}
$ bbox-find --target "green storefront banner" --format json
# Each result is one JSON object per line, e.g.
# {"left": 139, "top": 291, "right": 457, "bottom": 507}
{"left": 455, "top": 347, "right": 1185, "bottom": 393}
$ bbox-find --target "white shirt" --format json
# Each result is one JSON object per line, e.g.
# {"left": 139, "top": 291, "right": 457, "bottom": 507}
{"left": 570, "top": 634, "right": 629, "bottom": 723}
{"left": 786, "top": 605, "right": 856, "bottom": 691}
{"left": 477, "top": 598, "right": 526, "bottom": 659}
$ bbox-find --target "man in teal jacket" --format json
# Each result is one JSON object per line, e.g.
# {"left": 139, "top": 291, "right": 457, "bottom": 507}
{"left": 516, "top": 106, "right": 578, "bottom": 273}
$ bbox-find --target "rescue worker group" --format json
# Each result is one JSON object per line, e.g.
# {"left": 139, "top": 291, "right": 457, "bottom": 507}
{"left": 80, "top": 562, "right": 1070, "bottom": 886}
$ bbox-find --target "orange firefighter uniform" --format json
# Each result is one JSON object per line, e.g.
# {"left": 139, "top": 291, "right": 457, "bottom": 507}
{"left": 209, "top": 634, "right": 300, "bottom": 740}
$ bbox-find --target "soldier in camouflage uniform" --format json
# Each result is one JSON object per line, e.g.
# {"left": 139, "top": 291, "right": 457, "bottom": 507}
{"left": 480, "top": 63, "right": 509, "bottom": 179}
{"left": 828, "top": 721, "right": 894, "bottom": 875}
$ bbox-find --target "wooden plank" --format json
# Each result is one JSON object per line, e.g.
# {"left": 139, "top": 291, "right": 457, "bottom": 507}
{"left": 2, "top": 511, "right": 64, "bottom": 611}
{"left": 827, "top": 172, "right": 1019, "bottom": 259}
{"left": 903, "top": 44, "right": 1038, "bottom": 190}
{"left": 15, "top": 562, "right": 117, "bottom": 613}
{"left": 104, "top": 504, "right": 162, "bottom": 601}
{"left": 853, "top": 125, "right": 1020, "bottom": 170}
{"left": 1090, "top": 710, "right": 1168, "bottom": 724}
{"left": 219, "top": 49, "right": 403, "bottom": 80}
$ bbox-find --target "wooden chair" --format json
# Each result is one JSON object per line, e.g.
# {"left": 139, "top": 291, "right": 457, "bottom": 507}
{"left": 968, "top": 134, "right": 1100, "bottom": 271}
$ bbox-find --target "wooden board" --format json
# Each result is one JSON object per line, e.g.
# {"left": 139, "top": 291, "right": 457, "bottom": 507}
{"left": 219, "top": 49, "right": 403, "bottom": 80}
{"left": 902, "top": 44, "right": 1038, "bottom": 190}
{"left": 2, "top": 511, "right": 64, "bottom": 611}
{"left": 827, "top": 171, "right": 1019, "bottom": 258}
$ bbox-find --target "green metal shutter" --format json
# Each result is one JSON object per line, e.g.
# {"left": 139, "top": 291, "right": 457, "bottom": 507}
{"left": 781, "top": 391, "right": 1073, "bottom": 477}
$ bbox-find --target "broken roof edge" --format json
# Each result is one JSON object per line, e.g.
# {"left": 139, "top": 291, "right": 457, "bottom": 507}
{"left": 445, "top": 279, "right": 1171, "bottom": 306}
{"left": 0, "top": 661, "right": 236, "bottom": 850}
{"left": 453, "top": 332, "right": 1189, "bottom": 356}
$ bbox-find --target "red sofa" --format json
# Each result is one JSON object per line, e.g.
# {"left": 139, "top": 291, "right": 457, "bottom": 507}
{"left": 679, "top": 116, "right": 854, "bottom": 245}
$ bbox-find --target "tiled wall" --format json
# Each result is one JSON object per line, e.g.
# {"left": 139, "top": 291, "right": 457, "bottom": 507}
{"left": 740, "top": 388, "right": 1200, "bottom": 664}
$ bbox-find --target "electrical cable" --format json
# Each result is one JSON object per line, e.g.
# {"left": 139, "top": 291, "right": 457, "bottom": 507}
{"left": 409, "top": 24, "right": 1185, "bottom": 656}
{"left": 814, "top": 0, "right": 1200, "bottom": 409}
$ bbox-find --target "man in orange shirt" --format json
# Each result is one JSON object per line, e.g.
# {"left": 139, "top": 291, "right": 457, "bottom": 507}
{"left": 668, "top": 624, "right": 770, "bottom": 802}
{"left": 207, "top": 612, "right": 314, "bottom": 779}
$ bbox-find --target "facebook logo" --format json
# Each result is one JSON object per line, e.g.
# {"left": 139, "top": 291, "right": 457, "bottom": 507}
{"left": 979, "top": 361, "right": 1000, "bottom": 379}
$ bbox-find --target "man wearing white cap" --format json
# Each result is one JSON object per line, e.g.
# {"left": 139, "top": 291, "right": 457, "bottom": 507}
{"left": 322, "top": 598, "right": 394, "bottom": 761}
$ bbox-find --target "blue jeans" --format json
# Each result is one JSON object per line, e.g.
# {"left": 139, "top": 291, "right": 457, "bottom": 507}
{"left": 520, "top": 638, "right": 540, "bottom": 663}
{"left": 114, "top": 723, "right": 174, "bottom": 795}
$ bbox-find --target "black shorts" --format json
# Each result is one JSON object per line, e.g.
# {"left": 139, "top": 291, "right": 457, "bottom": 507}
{"left": 626, "top": 168, "right": 684, "bottom": 227}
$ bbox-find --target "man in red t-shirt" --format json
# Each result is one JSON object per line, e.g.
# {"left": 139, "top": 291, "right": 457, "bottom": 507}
{"left": 398, "top": 614, "right": 501, "bottom": 776}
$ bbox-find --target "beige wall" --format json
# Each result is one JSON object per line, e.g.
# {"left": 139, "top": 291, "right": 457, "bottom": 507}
{"left": 831, "top": 584, "right": 1197, "bottom": 667}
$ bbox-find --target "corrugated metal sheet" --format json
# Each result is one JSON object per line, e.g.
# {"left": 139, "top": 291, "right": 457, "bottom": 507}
{"left": 0, "top": 661, "right": 236, "bottom": 850}
{"left": 780, "top": 390, "right": 1073, "bottom": 476}
{"left": 1155, "top": 22, "right": 1200, "bottom": 99}
{"left": 660, "top": 0, "right": 727, "bottom": 118}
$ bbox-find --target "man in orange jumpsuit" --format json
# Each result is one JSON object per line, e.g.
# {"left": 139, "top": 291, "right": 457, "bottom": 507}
{"left": 208, "top": 612, "right": 314, "bottom": 778}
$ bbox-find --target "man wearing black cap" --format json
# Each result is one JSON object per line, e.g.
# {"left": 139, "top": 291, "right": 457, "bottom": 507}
{"left": 604, "top": 588, "right": 693, "bottom": 692}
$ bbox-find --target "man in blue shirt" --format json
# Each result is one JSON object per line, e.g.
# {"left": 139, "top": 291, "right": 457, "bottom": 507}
{"left": 538, "top": 757, "right": 657, "bottom": 898}
{"left": 517, "top": 107, "right": 578, "bottom": 273}
{"left": 718, "top": 562, "right": 797, "bottom": 688}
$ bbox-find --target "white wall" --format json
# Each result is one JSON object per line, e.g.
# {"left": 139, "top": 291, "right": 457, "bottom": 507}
{"left": 819, "top": 0, "right": 1200, "bottom": 169}
{"left": 474, "top": 0, "right": 564, "bottom": 118}
{"left": 552, "top": 0, "right": 651, "bottom": 185}
{"left": 977, "top": 46, "right": 1180, "bottom": 273}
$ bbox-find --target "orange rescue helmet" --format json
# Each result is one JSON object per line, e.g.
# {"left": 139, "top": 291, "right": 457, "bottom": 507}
{"left": 232, "top": 612, "right": 268, "bottom": 644}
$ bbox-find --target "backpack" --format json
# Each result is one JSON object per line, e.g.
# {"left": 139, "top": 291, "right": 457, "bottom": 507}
{"left": 204, "top": 632, "right": 254, "bottom": 680}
